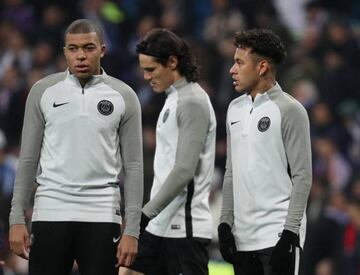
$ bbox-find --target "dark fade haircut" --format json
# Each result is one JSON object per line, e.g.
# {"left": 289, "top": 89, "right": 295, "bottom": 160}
{"left": 64, "top": 19, "right": 104, "bottom": 44}
{"left": 234, "top": 29, "right": 286, "bottom": 66}
{"left": 136, "top": 28, "right": 199, "bottom": 82}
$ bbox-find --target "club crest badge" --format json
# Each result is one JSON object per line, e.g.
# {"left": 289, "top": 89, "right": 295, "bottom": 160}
{"left": 163, "top": 108, "right": 170, "bottom": 123}
{"left": 257, "top": 116, "right": 271, "bottom": 132}
{"left": 97, "top": 100, "right": 114, "bottom": 116}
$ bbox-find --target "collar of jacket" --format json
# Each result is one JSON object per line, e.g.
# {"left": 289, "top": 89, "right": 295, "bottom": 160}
{"left": 165, "top": 77, "right": 188, "bottom": 96}
{"left": 65, "top": 68, "right": 108, "bottom": 87}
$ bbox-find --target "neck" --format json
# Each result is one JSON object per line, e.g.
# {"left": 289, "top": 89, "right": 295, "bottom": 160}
{"left": 173, "top": 71, "right": 183, "bottom": 83}
{"left": 79, "top": 77, "right": 90, "bottom": 87}
{"left": 249, "top": 76, "right": 276, "bottom": 99}
{"left": 78, "top": 68, "right": 101, "bottom": 87}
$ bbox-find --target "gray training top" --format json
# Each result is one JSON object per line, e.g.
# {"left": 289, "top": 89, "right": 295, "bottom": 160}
{"left": 9, "top": 69, "right": 143, "bottom": 238}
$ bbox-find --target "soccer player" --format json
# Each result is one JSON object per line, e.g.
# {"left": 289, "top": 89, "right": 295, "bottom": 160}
{"left": 120, "top": 28, "right": 216, "bottom": 275}
{"left": 8, "top": 19, "right": 143, "bottom": 275}
{"left": 218, "top": 29, "right": 312, "bottom": 275}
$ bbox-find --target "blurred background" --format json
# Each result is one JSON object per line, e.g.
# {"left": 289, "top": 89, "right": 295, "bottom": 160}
{"left": 0, "top": 0, "right": 359, "bottom": 274}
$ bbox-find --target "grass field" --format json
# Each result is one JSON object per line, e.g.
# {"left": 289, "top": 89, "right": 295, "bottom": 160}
{"left": 209, "top": 260, "right": 234, "bottom": 275}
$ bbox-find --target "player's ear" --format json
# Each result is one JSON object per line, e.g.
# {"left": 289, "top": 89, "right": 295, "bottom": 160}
{"left": 100, "top": 44, "right": 106, "bottom": 58}
{"left": 168, "top": 55, "right": 178, "bottom": 70}
{"left": 258, "top": 59, "right": 269, "bottom": 77}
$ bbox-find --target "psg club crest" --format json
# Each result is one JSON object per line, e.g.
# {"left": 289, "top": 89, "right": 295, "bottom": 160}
{"left": 257, "top": 116, "right": 271, "bottom": 132}
{"left": 163, "top": 108, "right": 170, "bottom": 123}
{"left": 97, "top": 100, "right": 114, "bottom": 116}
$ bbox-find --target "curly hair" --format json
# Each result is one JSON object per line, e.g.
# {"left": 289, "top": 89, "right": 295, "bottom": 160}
{"left": 234, "top": 29, "right": 286, "bottom": 65}
{"left": 136, "top": 28, "right": 199, "bottom": 82}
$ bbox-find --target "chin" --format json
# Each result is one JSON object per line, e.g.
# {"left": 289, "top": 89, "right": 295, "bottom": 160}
{"left": 76, "top": 72, "right": 92, "bottom": 79}
{"left": 234, "top": 87, "right": 245, "bottom": 93}
{"left": 153, "top": 88, "right": 164, "bottom": 93}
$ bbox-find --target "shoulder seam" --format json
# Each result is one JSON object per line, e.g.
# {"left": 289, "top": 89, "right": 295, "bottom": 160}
{"left": 103, "top": 75, "right": 134, "bottom": 94}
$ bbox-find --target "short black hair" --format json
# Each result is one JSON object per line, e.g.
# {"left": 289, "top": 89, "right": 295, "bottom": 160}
{"left": 136, "top": 28, "right": 199, "bottom": 82}
{"left": 234, "top": 29, "right": 286, "bottom": 65}
{"left": 64, "top": 19, "right": 104, "bottom": 44}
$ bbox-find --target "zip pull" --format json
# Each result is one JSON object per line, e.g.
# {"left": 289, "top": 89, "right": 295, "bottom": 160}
{"left": 250, "top": 108, "right": 253, "bottom": 114}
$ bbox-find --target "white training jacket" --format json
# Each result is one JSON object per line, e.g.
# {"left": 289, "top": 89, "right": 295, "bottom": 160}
{"left": 143, "top": 78, "right": 216, "bottom": 239}
{"left": 220, "top": 82, "right": 312, "bottom": 251}
{"left": 9, "top": 69, "right": 143, "bottom": 238}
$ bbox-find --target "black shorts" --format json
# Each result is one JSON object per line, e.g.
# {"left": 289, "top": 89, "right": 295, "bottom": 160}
{"left": 232, "top": 247, "right": 302, "bottom": 275}
{"left": 130, "top": 231, "right": 210, "bottom": 275}
{"left": 29, "top": 221, "right": 120, "bottom": 275}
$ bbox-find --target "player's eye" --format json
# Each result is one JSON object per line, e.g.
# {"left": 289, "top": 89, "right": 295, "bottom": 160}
{"left": 67, "top": 46, "right": 77, "bottom": 52}
{"left": 85, "top": 45, "right": 96, "bottom": 51}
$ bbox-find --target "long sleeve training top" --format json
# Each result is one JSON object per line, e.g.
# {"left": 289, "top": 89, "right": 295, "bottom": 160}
{"left": 9, "top": 69, "right": 143, "bottom": 238}
{"left": 220, "top": 82, "right": 312, "bottom": 251}
{"left": 144, "top": 78, "right": 216, "bottom": 239}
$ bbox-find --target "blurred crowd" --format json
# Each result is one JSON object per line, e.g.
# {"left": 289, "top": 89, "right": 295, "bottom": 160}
{"left": 0, "top": 0, "right": 360, "bottom": 274}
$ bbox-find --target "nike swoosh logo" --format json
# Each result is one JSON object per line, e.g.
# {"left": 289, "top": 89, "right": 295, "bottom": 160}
{"left": 53, "top": 102, "right": 69, "bottom": 108}
{"left": 289, "top": 245, "right": 293, "bottom": 253}
{"left": 231, "top": 120, "right": 241, "bottom": 125}
{"left": 113, "top": 236, "right": 121, "bottom": 243}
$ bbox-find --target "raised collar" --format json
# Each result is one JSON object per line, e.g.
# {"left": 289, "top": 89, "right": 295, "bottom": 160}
{"left": 243, "top": 82, "right": 282, "bottom": 106}
{"left": 265, "top": 82, "right": 282, "bottom": 96}
{"left": 165, "top": 77, "right": 188, "bottom": 96}
{"left": 65, "top": 68, "right": 107, "bottom": 87}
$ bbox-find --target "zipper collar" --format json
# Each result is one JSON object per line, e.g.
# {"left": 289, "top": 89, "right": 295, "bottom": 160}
{"left": 248, "top": 82, "right": 282, "bottom": 107}
{"left": 165, "top": 77, "right": 188, "bottom": 96}
{"left": 65, "top": 68, "right": 107, "bottom": 88}
{"left": 266, "top": 82, "right": 282, "bottom": 96}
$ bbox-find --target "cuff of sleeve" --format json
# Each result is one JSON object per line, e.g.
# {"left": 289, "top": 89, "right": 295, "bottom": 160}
{"left": 142, "top": 200, "right": 161, "bottom": 219}
{"left": 9, "top": 211, "right": 26, "bottom": 227}
{"left": 123, "top": 228, "right": 139, "bottom": 239}
{"left": 219, "top": 212, "right": 234, "bottom": 227}
{"left": 124, "top": 206, "right": 141, "bottom": 238}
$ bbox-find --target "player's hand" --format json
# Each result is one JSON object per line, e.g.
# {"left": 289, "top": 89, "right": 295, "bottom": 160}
{"left": 217, "top": 223, "right": 237, "bottom": 263}
{"left": 270, "top": 230, "right": 298, "bottom": 275}
{"left": 116, "top": 234, "right": 138, "bottom": 268}
{"left": 140, "top": 213, "right": 150, "bottom": 235}
{"left": 9, "top": 224, "right": 30, "bottom": 260}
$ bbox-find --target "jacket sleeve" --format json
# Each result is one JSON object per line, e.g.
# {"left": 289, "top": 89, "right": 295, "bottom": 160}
{"left": 219, "top": 113, "right": 234, "bottom": 227}
{"left": 282, "top": 102, "right": 312, "bottom": 234}
{"left": 119, "top": 88, "right": 144, "bottom": 238}
{"left": 142, "top": 97, "right": 210, "bottom": 219}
